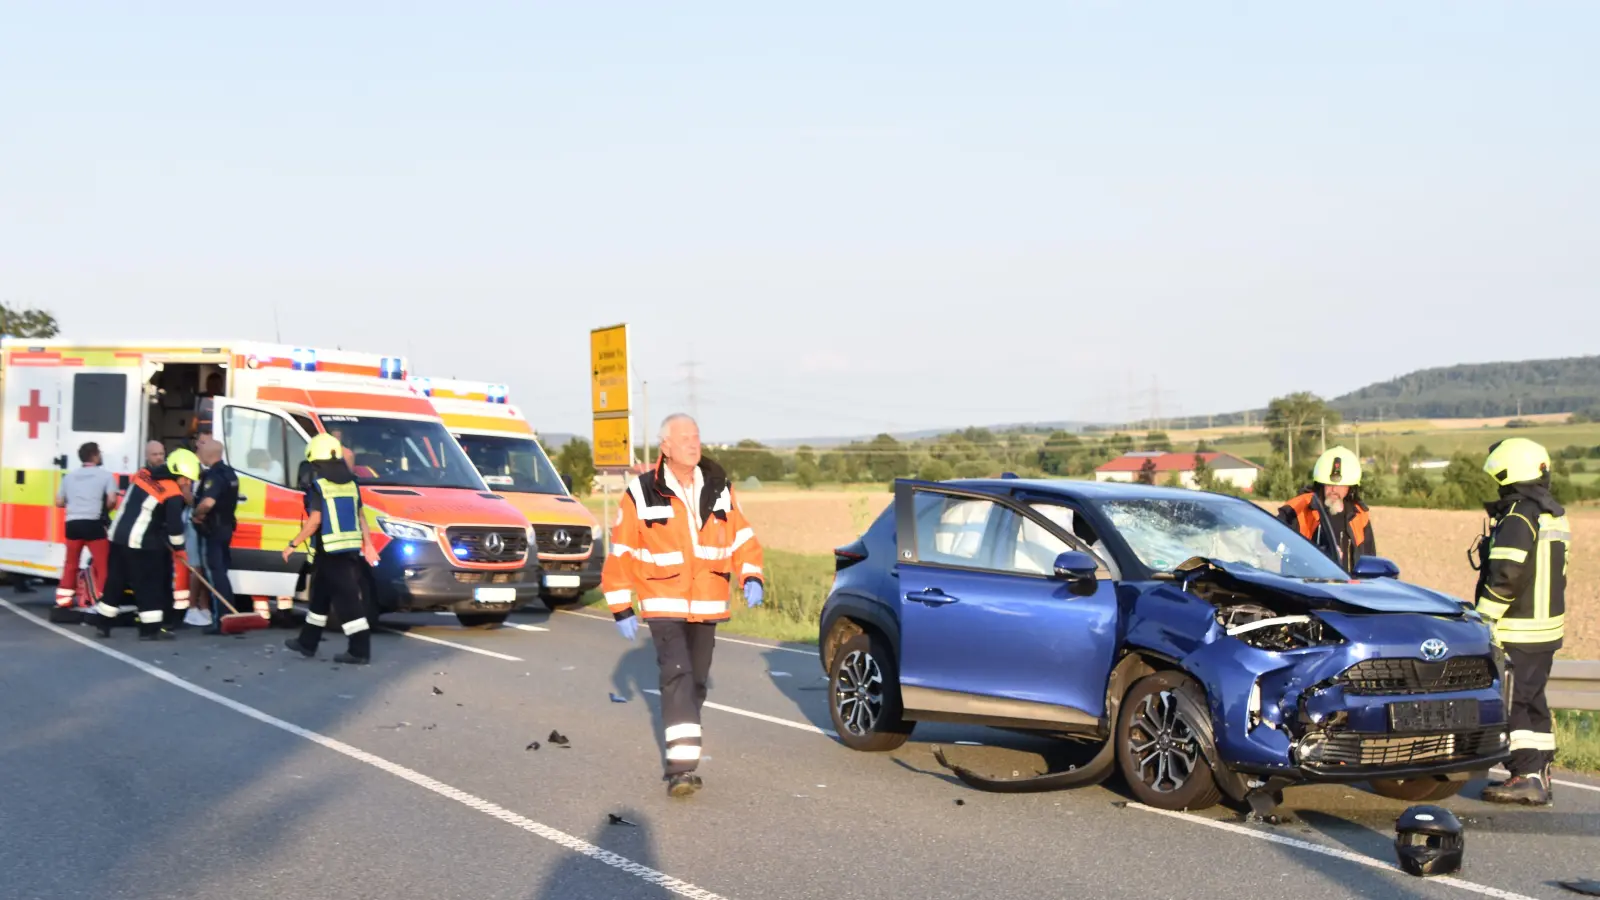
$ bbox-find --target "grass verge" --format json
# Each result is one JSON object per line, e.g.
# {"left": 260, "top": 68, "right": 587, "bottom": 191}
{"left": 1556, "top": 709, "right": 1600, "bottom": 774}
{"left": 561, "top": 549, "right": 834, "bottom": 645}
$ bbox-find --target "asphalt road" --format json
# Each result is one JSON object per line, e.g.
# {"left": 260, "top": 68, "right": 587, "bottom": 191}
{"left": 4, "top": 591, "right": 1599, "bottom": 900}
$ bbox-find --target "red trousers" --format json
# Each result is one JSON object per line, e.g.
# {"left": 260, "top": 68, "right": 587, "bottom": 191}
{"left": 59, "top": 537, "right": 109, "bottom": 606}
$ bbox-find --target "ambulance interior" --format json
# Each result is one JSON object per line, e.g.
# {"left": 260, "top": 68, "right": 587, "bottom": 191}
{"left": 144, "top": 361, "right": 228, "bottom": 455}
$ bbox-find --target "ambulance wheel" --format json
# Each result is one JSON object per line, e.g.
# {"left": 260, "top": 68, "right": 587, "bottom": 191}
{"left": 456, "top": 612, "right": 508, "bottom": 628}
{"left": 1368, "top": 777, "right": 1465, "bottom": 802}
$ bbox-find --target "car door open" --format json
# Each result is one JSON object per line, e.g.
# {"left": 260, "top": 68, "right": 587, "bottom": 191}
{"left": 891, "top": 480, "right": 1122, "bottom": 734}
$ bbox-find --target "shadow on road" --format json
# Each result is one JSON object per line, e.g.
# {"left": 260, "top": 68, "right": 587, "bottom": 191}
{"left": 526, "top": 807, "right": 676, "bottom": 900}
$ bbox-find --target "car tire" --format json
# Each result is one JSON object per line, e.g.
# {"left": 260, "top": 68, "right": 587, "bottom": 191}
{"left": 1116, "top": 671, "right": 1224, "bottom": 811}
{"left": 1368, "top": 777, "right": 1466, "bottom": 802}
{"left": 828, "top": 632, "right": 913, "bottom": 752}
{"left": 456, "top": 612, "right": 508, "bottom": 628}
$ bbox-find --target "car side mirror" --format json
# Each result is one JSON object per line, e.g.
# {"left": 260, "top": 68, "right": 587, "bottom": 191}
{"left": 1052, "top": 550, "right": 1099, "bottom": 583}
{"left": 1352, "top": 556, "right": 1400, "bottom": 579}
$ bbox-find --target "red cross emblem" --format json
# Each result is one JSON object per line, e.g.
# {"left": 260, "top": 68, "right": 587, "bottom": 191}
{"left": 19, "top": 390, "right": 50, "bottom": 439}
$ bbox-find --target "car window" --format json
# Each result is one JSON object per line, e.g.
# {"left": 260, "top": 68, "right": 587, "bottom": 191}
{"left": 223, "top": 406, "right": 289, "bottom": 485}
{"left": 912, "top": 492, "right": 1001, "bottom": 567}
{"left": 1026, "top": 502, "right": 1119, "bottom": 579}
{"left": 1101, "top": 496, "right": 1349, "bottom": 580}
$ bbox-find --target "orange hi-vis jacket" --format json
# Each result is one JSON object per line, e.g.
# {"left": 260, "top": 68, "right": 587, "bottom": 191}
{"left": 602, "top": 458, "right": 764, "bottom": 624}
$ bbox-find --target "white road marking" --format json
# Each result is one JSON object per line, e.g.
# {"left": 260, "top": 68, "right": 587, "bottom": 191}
{"left": 507, "top": 623, "right": 550, "bottom": 633}
{"left": 556, "top": 608, "right": 818, "bottom": 656}
{"left": 0, "top": 599, "right": 734, "bottom": 900}
{"left": 642, "top": 688, "right": 837, "bottom": 738}
{"left": 1126, "top": 803, "right": 1539, "bottom": 900}
{"left": 379, "top": 627, "right": 524, "bottom": 662}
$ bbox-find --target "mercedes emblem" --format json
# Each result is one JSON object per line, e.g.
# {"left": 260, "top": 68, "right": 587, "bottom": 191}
{"left": 1420, "top": 638, "right": 1448, "bottom": 662}
{"left": 483, "top": 532, "right": 505, "bottom": 556}
{"left": 553, "top": 528, "right": 572, "bottom": 549}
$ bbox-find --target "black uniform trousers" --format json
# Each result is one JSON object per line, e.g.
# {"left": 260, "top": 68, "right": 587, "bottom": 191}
{"left": 651, "top": 619, "right": 717, "bottom": 776}
{"left": 199, "top": 526, "right": 236, "bottom": 619}
{"left": 1507, "top": 645, "right": 1557, "bottom": 776}
{"left": 98, "top": 544, "right": 173, "bottom": 637}
{"left": 295, "top": 552, "right": 371, "bottom": 658}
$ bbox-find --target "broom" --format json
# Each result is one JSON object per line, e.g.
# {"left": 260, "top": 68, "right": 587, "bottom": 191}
{"left": 185, "top": 564, "right": 270, "bottom": 634}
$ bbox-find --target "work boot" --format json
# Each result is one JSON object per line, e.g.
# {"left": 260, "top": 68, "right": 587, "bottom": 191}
{"left": 332, "top": 652, "right": 369, "bottom": 665}
{"left": 666, "top": 773, "right": 699, "bottom": 798}
{"left": 1482, "top": 773, "right": 1551, "bottom": 806}
{"left": 284, "top": 637, "right": 315, "bottom": 659}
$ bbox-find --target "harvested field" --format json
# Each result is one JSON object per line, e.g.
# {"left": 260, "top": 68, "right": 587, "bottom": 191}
{"left": 729, "top": 490, "right": 1599, "bottom": 660}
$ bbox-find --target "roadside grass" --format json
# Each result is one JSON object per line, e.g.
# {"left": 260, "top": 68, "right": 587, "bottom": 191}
{"left": 560, "top": 549, "right": 834, "bottom": 645}
{"left": 1555, "top": 709, "right": 1600, "bottom": 774}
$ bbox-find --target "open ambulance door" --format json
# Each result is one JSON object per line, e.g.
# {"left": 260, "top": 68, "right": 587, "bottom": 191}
{"left": 0, "top": 359, "right": 65, "bottom": 577}
{"left": 211, "top": 398, "right": 311, "bottom": 600}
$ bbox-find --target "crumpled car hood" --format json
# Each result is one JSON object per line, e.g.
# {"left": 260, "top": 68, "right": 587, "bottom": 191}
{"left": 1201, "top": 560, "right": 1467, "bottom": 616}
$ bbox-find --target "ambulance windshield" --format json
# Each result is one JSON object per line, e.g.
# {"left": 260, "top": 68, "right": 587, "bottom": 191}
{"left": 455, "top": 433, "right": 568, "bottom": 496}
{"left": 317, "top": 415, "right": 487, "bottom": 492}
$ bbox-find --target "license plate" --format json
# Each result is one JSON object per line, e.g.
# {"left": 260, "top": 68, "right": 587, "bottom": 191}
{"left": 1388, "top": 698, "right": 1479, "bottom": 733}
{"left": 474, "top": 587, "right": 517, "bottom": 604}
{"left": 543, "top": 574, "right": 581, "bottom": 589}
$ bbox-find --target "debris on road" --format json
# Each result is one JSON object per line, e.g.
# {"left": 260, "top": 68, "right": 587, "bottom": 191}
{"left": 1111, "top": 801, "right": 1128, "bottom": 809}
{"left": 377, "top": 722, "right": 409, "bottom": 730}
{"left": 222, "top": 677, "right": 236, "bottom": 683}
{"left": 423, "top": 724, "right": 437, "bottom": 731}
{"left": 432, "top": 686, "right": 444, "bottom": 695}
{"left": 607, "top": 814, "right": 637, "bottom": 827}
{"left": 548, "top": 730, "right": 570, "bottom": 747}
{"left": 955, "top": 799, "right": 966, "bottom": 806}
{"left": 609, "top": 693, "right": 629, "bottom": 703}
{"left": 525, "top": 741, "right": 541, "bottom": 751}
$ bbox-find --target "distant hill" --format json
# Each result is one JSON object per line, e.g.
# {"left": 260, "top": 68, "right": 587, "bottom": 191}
{"left": 1330, "top": 355, "right": 1600, "bottom": 419}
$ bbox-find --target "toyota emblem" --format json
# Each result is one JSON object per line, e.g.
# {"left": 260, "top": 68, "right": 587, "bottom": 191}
{"left": 1420, "top": 638, "right": 1448, "bottom": 661}
{"left": 484, "top": 532, "right": 505, "bottom": 555}
{"left": 553, "top": 529, "right": 572, "bottom": 549}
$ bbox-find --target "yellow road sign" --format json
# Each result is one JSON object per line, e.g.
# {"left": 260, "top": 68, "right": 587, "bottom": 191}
{"left": 590, "top": 324, "right": 630, "bottom": 414}
{"left": 592, "top": 415, "right": 633, "bottom": 469}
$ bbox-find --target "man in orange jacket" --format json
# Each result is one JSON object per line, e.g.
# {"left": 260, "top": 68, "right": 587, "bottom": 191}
{"left": 1276, "top": 446, "right": 1375, "bottom": 574}
{"left": 601, "top": 413, "right": 765, "bottom": 798}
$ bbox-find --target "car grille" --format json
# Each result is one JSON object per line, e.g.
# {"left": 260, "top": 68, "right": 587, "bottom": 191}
{"left": 1318, "top": 728, "right": 1501, "bottom": 768}
{"left": 533, "top": 525, "right": 592, "bottom": 555}
{"left": 453, "top": 572, "right": 522, "bottom": 584}
{"left": 445, "top": 527, "right": 529, "bottom": 564}
{"left": 1336, "top": 657, "right": 1495, "bottom": 695}
{"left": 542, "top": 560, "right": 584, "bottom": 573}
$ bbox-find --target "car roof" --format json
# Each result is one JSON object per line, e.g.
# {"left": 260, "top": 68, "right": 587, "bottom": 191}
{"left": 940, "top": 477, "right": 1242, "bottom": 504}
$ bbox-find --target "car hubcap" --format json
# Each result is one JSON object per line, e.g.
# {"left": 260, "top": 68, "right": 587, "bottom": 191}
{"left": 1128, "top": 690, "right": 1200, "bottom": 794}
{"left": 835, "top": 649, "right": 884, "bottom": 737}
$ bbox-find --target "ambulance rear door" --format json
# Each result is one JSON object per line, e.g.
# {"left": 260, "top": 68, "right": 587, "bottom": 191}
{"left": 211, "top": 397, "right": 311, "bottom": 600}
{"left": 0, "top": 350, "right": 67, "bottom": 576}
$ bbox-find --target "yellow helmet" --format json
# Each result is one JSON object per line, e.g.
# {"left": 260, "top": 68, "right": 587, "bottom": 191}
{"left": 167, "top": 447, "right": 201, "bottom": 482}
{"left": 306, "top": 432, "right": 344, "bottom": 462}
{"left": 1311, "top": 446, "right": 1361, "bottom": 486}
{"left": 1483, "top": 437, "right": 1549, "bottom": 486}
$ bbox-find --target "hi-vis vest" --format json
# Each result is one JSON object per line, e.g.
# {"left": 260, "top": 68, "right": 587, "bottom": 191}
{"left": 1476, "top": 502, "right": 1569, "bottom": 647}
{"left": 315, "top": 478, "right": 364, "bottom": 554}
{"left": 1285, "top": 492, "right": 1370, "bottom": 561}
{"left": 601, "top": 462, "right": 764, "bottom": 624}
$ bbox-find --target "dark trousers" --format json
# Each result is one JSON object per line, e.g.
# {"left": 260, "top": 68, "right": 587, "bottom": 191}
{"left": 1507, "top": 646, "right": 1557, "bottom": 776}
{"left": 98, "top": 544, "right": 172, "bottom": 637}
{"left": 296, "top": 553, "right": 371, "bottom": 658}
{"left": 199, "top": 527, "right": 235, "bottom": 618}
{"left": 651, "top": 619, "right": 717, "bottom": 776}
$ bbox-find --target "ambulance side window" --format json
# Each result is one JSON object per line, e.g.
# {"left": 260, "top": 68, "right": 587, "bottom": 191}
{"left": 285, "top": 428, "right": 307, "bottom": 489}
{"left": 222, "top": 407, "right": 289, "bottom": 486}
{"left": 72, "top": 374, "right": 128, "bottom": 432}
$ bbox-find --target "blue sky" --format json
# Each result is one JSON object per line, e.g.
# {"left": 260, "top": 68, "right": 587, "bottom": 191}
{"left": 3, "top": 2, "right": 1596, "bottom": 442}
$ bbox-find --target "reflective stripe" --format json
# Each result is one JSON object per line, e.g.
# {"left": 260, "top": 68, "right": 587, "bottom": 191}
{"left": 664, "top": 723, "right": 703, "bottom": 742}
{"left": 1509, "top": 730, "right": 1557, "bottom": 751}
{"left": 604, "top": 590, "right": 632, "bottom": 608}
{"left": 96, "top": 602, "right": 122, "bottom": 618}
{"left": 1488, "top": 547, "right": 1528, "bottom": 563}
{"left": 172, "top": 597, "right": 189, "bottom": 610}
{"left": 276, "top": 597, "right": 294, "bottom": 610}
{"left": 610, "top": 543, "right": 635, "bottom": 558}
{"left": 712, "top": 488, "right": 731, "bottom": 513}
{"left": 640, "top": 550, "right": 684, "bottom": 567}
{"left": 316, "top": 478, "right": 364, "bottom": 554}
{"left": 1498, "top": 613, "right": 1565, "bottom": 632}
{"left": 665, "top": 745, "right": 702, "bottom": 761}
{"left": 342, "top": 617, "right": 370, "bottom": 635}
{"left": 306, "top": 612, "right": 329, "bottom": 627}
{"left": 137, "top": 610, "right": 164, "bottom": 624}
{"left": 169, "top": 533, "right": 184, "bottom": 546}
{"left": 1540, "top": 529, "right": 1571, "bottom": 543}
{"left": 731, "top": 528, "right": 754, "bottom": 550}
{"left": 173, "top": 590, "right": 190, "bottom": 601}
{"left": 1476, "top": 597, "right": 1510, "bottom": 619}
{"left": 254, "top": 599, "right": 271, "bottom": 619}
{"left": 641, "top": 597, "right": 691, "bottom": 614}
{"left": 637, "top": 504, "right": 673, "bottom": 521}
{"left": 741, "top": 563, "right": 762, "bottom": 577}
{"left": 688, "top": 600, "right": 727, "bottom": 617}
{"left": 694, "top": 545, "right": 731, "bottom": 561}
{"left": 55, "top": 589, "right": 75, "bottom": 606}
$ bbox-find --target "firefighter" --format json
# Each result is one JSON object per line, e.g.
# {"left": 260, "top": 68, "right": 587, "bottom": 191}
{"left": 602, "top": 413, "right": 766, "bottom": 798}
{"left": 1276, "top": 446, "right": 1375, "bottom": 573}
{"left": 1476, "top": 438, "right": 1569, "bottom": 806}
{"left": 282, "top": 433, "right": 380, "bottom": 665}
{"left": 94, "top": 448, "right": 198, "bottom": 641}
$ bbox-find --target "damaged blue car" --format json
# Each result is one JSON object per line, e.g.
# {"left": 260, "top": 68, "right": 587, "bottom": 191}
{"left": 819, "top": 478, "right": 1511, "bottom": 813}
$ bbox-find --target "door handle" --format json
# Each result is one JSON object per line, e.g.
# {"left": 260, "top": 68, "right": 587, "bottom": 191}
{"left": 906, "top": 587, "right": 960, "bottom": 606}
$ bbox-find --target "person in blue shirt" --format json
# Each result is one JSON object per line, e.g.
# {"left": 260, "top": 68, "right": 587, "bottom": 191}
{"left": 191, "top": 438, "right": 240, "bottom": 632}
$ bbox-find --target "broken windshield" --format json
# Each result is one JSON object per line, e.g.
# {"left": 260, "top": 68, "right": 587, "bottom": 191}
{"left": 1100, "top": 496, "right": 1349, "bottom": 581}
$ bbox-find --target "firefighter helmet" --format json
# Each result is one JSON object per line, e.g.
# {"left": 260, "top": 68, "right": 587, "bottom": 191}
{"left": 1393, "top": 804, "right": 1464, "bottom": 877}
{"left": 305, "top": 432, "right": 344, "bottom": 462}
{"left": 1312, "top": 446, "right": 1361, "bottom": 486}
{"left": 166, "top": 447, "right": 201, "bottom": 482}
{"left": 1483, "top": 437, "right": 1550, "bottom": 486}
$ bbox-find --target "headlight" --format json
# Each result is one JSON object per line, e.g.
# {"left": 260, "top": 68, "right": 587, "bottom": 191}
{"left": 378, "top": 517, "right": 436, "bottom": 542}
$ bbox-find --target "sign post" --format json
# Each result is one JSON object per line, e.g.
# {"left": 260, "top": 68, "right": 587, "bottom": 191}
{"left": 590, "top": 324, "right": 634, "bottom": 552}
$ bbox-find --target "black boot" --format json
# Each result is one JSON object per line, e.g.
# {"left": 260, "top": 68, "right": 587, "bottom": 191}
{"left": 334, "top": 630, "right": 371, "bottom": 665}
{"left": 666, "top": 773, "right": 700, "bottom": 798}
{"left": 1482, "top": 773, "right": 1551, "bottom": 805}
{"left": 284, "top": 636, "right": 315, "bottom": 658}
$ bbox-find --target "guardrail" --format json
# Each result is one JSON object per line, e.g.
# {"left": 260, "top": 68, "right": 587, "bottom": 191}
{"left": 1551, "top": 660, "right": 1600, "bottom": 711}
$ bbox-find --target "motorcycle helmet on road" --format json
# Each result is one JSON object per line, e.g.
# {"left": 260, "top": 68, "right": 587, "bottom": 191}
{"left": 1394, "top": 804, "right": 1464, "bottom": 877}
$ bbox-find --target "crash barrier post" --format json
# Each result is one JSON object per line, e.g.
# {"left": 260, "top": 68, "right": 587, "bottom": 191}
{"left": 1550, "top": 660, "right": 1600, "bottom": 711}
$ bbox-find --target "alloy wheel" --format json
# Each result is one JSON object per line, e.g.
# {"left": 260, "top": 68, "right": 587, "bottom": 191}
{"left": 835, "top": 649, "right": 885, "bottom": 737}
{"left": 1127, "top": 690, "right": 1201, "bottom": 794}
